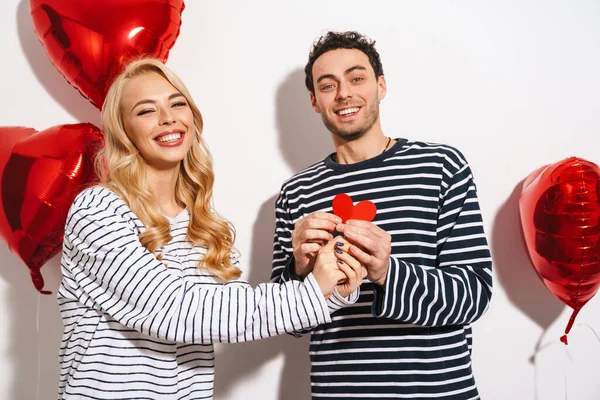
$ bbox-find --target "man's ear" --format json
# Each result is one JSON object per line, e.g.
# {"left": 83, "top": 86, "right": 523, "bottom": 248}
{"left": 310, "top": 92, "right": 321, "bottom": 113}
{"left": 377, "top": 75, "right": 387, "bottom": 101}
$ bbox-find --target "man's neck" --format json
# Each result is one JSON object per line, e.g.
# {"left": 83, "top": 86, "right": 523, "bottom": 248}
{"left": 332, "top": 128, "right": 393, "bottom": 165}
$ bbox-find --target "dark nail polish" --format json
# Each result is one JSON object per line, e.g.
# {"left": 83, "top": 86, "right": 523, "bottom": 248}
{"left": 338, "top": 259, "right": 344, "bottom": 264}
{"left": 336, "top": 242, "right": 344, "bottom": 247}
{"left": 335, "top": 248, "right": 343, "bottom": 254}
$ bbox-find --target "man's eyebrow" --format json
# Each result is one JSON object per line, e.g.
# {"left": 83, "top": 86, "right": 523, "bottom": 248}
{"left": 315, "top": 65, "right": 368, "bottom": 84}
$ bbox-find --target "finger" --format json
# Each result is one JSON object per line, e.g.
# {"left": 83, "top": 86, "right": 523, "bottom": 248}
{"left": 336, "top": 224, "right": 380, "bottom": 248}
{"left": 298, "top": 213, "right": 342, "bottom": 231}
{"left": 334, "top": 236, "right": 367, "bottom": 252}
{"left": 332, "top": 269, "right": 347, "bottom": 283}
{"left": 343, "top": 229, "right": 379, "bottom": 255}
{"left": 360, "top": 266, "right": 368, "bottom": 279}
{"left": 334, "top": 238, "right": 369, "bottom": 261}
{"left": 334, "top": 236, "right": 350, "bottom": 247}
{"left": 347, "top": 244, "right": 374, "bottom": 266}
{"left": 332, "top": 238, "right": 351, "bottom": 253}
{"left": 297, "top": 242, "right": 321, "bottom": 255}
{"left": 310, "top": 239, "right": 329, "bottom": 247}
{"left": 299, "top": 228, "right": 334, "bottom": 243}
{"left": 335, "top": 260, "right": 356, "bottom": 282}
{"left": 320, "top": 237, "right": 340, "bottom": 252}
{"left": 346, "top": 220, "right": 388, "bottom": 239}
{"left": 335, "top": 250, "right": 361, "bottom": 272}
{"left": 344, "top": 224, "right": 380, "bottom": 241}
{"left": 302, "top": 220, "right": 338, "bottom": 234}
{"left": 309, "top": 212, "right": 343, "bottom": 224}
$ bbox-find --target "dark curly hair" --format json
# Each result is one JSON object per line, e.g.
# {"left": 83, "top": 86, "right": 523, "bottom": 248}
{"left": 304, "top": 31, "right": 384, "bottom": 94}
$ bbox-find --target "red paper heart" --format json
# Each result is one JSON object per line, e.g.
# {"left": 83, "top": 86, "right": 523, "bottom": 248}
{"left": 332, "top": 193, "right": 377, "bottom": 223}
{"left": 0, "top": 123, "right": 103, "bottom": 293}
{"left": 332, "top": 193, "right": 353, "bottom": 223}
{"left": 30, "top": 0, "right": 185, "bottom": 109}
{"left": 520, "top": 157, "right": 600, "bottom": 342}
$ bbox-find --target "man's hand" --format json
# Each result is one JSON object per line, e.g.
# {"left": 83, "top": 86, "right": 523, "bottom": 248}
{"left": 292, "top": 212, "right": 341, "bottom": 277}
{"left": 336, "top": 220, "right": 392, "bottom": 286}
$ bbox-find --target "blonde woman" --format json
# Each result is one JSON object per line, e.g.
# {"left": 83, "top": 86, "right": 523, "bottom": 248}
{"left": 57, "top": 59, "right": 366, "bottom": 399}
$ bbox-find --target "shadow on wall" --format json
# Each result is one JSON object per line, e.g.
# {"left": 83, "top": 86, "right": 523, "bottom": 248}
{"left": 275, "top": 69, "right": 334, "bottom": 173}
{"left": 491, "top": 180, "right": 565, "bottom": 356}
{"left": 214, "top": 69, "right": 332, "bottom": 399}
{"left": 16, "top": 0, "right": 101, "bottom": 127}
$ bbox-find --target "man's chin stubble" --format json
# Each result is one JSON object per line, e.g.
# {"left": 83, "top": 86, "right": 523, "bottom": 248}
{"left": 322, "top": 119, "right": 367, "bottom": 142}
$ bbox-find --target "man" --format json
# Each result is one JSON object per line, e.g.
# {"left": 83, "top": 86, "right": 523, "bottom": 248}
{"left": 270, "top": 31, "right": 492, "bottom": 399}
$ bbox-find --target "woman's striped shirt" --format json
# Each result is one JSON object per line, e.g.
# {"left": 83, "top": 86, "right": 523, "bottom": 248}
{"left": 57, "top": 186, "right": 332, "bottom": 399}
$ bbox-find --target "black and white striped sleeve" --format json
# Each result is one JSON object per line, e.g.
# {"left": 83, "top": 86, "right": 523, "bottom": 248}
{"left": 269, "top": 191, "right": 357, "bottom": 337}
{"left": 62, "top": 189, "right": 331, "bottom": 344}
{"left": 373, "top": 160, "right": 493, "bottom": 326}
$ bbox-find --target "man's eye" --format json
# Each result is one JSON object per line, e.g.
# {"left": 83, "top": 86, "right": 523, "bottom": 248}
{"left": 352, "top": 77, "right": 364, "bottom": 82}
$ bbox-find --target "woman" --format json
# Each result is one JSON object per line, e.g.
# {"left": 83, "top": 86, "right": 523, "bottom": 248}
{"left": 57, "top": 59, "right": 365, "bottom": 399}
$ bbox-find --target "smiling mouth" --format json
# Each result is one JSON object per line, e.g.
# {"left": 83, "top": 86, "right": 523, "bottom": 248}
{"left": 336, "top": 107, "right": 360, "bottom": 117}
{"left": 155, "top": 132, "right": 183, "bottom": 143}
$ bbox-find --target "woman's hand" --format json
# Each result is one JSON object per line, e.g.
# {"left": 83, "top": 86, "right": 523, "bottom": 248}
{"left": 312, "top": 237, "right": 366, "bottom": 299}
{"left": 312, "top": 239, "right": 348, "bottom": 299}
{"left": 332, "top": 236, "right": 367, "bottom": 297}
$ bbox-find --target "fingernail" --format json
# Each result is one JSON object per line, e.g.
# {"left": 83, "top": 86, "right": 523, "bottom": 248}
{"left": 335, "top": 248, "right": 342, "bottom": 254}
{"left": 337, "top": 259, "right": 344, "bottom": 264}
{"left": 336, "top": 242, "right": 344, "bottom": 247}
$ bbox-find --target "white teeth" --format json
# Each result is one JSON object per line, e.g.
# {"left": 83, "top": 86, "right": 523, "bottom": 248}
{"left": 156, "top": 133, "right": 182, "bottom": 142}
{"left": 338, "top": 107, "right": 359, "bottom": 116}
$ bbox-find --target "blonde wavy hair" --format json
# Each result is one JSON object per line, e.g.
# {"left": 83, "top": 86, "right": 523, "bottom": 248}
{"left": 97, "top": 58, "right": 240, "bottom": 281}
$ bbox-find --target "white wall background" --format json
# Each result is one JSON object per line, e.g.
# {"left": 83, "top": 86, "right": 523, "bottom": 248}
{"left": 1, "top": 0, "right": 600, "bottom": 399}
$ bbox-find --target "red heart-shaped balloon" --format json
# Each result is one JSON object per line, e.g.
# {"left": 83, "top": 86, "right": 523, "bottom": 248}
{"left": 520, "top": 157, "right": 600, "bottom": 343}
{"left": 332, "top": 193, "right": 377, "bottom": 223}
{"left": 0, "top": 123, "right": 104, "bottom": 293}
{"left": 30, "top": 0, "right": 185, "bottom": 109}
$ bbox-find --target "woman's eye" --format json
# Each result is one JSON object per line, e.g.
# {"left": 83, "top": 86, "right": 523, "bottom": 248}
{"left": 137, "top": 109, "right": 154, "bottom": 116}
{"left": 172, "top": 101, "right": 187, "bottom": 107}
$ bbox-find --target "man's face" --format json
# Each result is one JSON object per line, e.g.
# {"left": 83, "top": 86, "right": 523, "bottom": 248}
{"left": 310, "top": 48, "right": 386, "bottom": 141}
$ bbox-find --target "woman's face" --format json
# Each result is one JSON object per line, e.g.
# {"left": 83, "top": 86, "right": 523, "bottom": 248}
{"left": 120, "top": 72, "right": 195, "bottom": 172}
